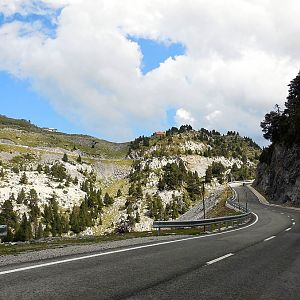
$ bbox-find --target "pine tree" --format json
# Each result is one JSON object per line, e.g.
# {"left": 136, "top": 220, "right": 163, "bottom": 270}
{"left": 117, "top": 189, "right": 122, "bottom": 197}
{"left": 62, "top": 153, "right": 68, "bottom": 162}
{"left": 70, "top": 205, "right": 81, "bottom": 234}
{"left": 15, "top": 213, "right": 32, "bottom": 241}
{"left": 28, "top": 189, "right": 40, "bottom": 223}
{"left": 0, "top": 200, "right": 18, "bottom": 230}
{"left": 19, "top": 172, "right": 28, "bottom": 184}
{"left": 76, "top": 155, "right": 82, "bottom": 163}
{"left": 17, "top": 188, "right": 26, "bottom": 204}
{"left": 36, "top": 164, "right": 43, "bottom": 173}
{"left": 135, "top": 211, "right": 140, "bottom": 223}
{"left": 44, "top": 165, "right": 50, "bottom": 174}
{"left": 205, "top": 166, "right": 213, "bottom": 183}
{"left": 73, "top": 176, "right": 79, "bottom": 185}
{"left": 9, "top": 193, "right": 15, "bottom": 201}
{"left": 104, "top": 192, "right": 114, "bottom": 206}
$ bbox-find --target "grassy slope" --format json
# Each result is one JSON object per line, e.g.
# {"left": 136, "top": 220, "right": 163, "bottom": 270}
{"left": 0, "top": 115, "right": 129, "bottom": 159}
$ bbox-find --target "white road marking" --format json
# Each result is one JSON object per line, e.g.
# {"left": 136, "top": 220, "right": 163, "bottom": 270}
{"left": 264, "top": 236, "right": 276, "bottom": 242}
{"left": 206, "top": 253, "right": 234, "bottom": 265}
{"left": 291, "top": 219, "right": 295, "bottom": 221}
{"left": 292, "top": 222, "right": 296, "bottom": 225}
{"left": 280, "top": 212, "right": 284, "bottom": 215}
{"left": 0, "top": 213, "right": 259, "bottom": 276}
{"left": 285, "top": 228, "right": 291, "bottom": 232}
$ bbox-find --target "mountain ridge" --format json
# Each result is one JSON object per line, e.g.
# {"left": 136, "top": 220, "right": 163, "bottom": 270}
{"left": 0, "top": 114, "right": 261, "bottom": 241}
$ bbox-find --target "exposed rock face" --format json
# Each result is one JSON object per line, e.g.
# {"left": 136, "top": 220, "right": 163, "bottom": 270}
{"left": 254, "top": 144, "right": 300, "bottom": 206}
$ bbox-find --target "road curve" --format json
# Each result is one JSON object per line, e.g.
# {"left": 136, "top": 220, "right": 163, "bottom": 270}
{"left": 1, "top": 185, "right": 299, "bottom": 299}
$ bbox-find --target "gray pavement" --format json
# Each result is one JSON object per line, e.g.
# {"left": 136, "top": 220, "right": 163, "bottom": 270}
{"left": 0, "top": 185, "right": 299, "bottom": 299}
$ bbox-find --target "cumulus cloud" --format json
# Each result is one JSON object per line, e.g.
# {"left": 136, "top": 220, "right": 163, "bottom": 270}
{"left": 205, "top": 110, "right": 222, "bottom": 122}
{"left": 0, "top": 0, "right": 299, "bottom": 143}
{"left": 175, "top": 108, "right": 195, "bottom": 127}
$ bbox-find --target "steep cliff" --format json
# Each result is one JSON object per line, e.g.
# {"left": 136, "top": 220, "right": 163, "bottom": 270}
{"left": 254, "top": 71, "right": 300, "bottom": 207}
{"left": 254, "top": 144, "right": 300, "bottom": 206}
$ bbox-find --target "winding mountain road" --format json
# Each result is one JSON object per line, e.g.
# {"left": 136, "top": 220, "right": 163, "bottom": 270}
{"left": 1, "top": 184, "right": 299, "bottom": 299}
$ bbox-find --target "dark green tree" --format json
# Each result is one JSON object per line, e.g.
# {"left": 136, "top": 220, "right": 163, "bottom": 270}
{"left": 0, "top": 200, "right": 18, "bottom": 239}
{"left": 76, "top": 155, "right": 82, "bottom": 163}
{"left": 17, "top": 188, "right": 26, "bottom": 205}
{"left": 62, "top": 153, "right": 68, "bottom": 162}
{"left": 104, "top": 192, "right": 114, "bottom": 206}
{"left": 19, "top": 172, "right": 28, "bottom": 184}
{"left": 15, "top": 213, "right": 32, "bottom": 241}
{"left": 117, "top": 189, "right": 122, "bottom": 197}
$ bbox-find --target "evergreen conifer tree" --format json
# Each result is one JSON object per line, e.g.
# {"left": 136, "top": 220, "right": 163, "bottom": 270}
{"left": 19, "top": 172, "right": 28, "bottom": 184}
{"left": 17, "top": 188, "right": 26, "bottom": 204}
{"left": 76, "top": 155, "right": 82, "bottom": 163}
{"left": 62, "top": 153, "right": 68, "bottom": 162}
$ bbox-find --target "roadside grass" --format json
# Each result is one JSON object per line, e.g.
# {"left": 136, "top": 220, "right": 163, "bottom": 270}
{"left": 207, "top": 186, "right": 241, "bottom": 218}
{"left": 0, "top": 229, "right": 189, "bottom": 256}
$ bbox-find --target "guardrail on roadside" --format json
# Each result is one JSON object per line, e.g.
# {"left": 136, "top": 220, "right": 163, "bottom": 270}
{"left": 153, "top": 188, "right": 252, "bottom": 235}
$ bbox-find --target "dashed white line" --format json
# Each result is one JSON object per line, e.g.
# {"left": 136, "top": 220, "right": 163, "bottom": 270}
{"left": 206, "top": 253, "right": 234, "bottom": 265}
{"left": 285, "top": 228, "right": 291, "bottom": 232}
{"left": 264, "top": 236, "right": 276, "bottom": 242}
{"left": 280, "top": 212, "right": 284, "bottom": 215}
{"left": 292, "top": 222, "right": 296, "bottom": 226}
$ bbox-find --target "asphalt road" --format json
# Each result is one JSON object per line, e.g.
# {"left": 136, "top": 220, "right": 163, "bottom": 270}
{"left": 1, "top": 185, "right": 299, "bottom": 300}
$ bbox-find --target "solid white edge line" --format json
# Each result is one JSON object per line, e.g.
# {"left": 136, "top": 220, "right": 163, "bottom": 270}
{"left": 264, "top": 236, "right": 276, "bottom": 241}
{"left": 0, "top": 212, "right": 259, "bottom": 276}
{"left": 206, "top": 253, "right": 234, "bottom": 265}
{"left": 285, "top": 228, "right": 291, "bottom": 232}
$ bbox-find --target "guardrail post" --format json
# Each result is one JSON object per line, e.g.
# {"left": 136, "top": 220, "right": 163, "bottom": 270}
{"left": 218, "top": 223, "right": 221, "bottom": 232}
{"left": 157, "top": 227, "right": 160, "bottom": 236}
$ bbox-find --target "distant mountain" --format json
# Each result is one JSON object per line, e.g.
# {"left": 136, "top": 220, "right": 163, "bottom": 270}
{"left": 0, "top": 114, "right": 129, "bottom": 159}
{"left": 0, "top": 115, "right": 261, "bottom": 241}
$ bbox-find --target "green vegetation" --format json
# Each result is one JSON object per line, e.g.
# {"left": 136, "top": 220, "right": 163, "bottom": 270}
{"left": 128, "top": 125, "right": 260, "bottom": 163}
{"left": 260, "top": 71, "right": 300, "bottom": 163}
{"left": 207, "top": 187, "right": 241, "bottom": 218}
{"left": 0, "top": 115, "right": 129, "bottom": 159}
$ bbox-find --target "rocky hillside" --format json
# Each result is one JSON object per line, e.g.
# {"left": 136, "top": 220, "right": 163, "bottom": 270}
{"left": 255, "top": 144, "right": 300, "bottom": 206}
{"left": 254, "top": 71, "right": 300, "bottom": 207}
{"left": 0, "top": 115, "right": 261, "bottom": 241}
{"left": 121, "top": 126, "right": 261, "bottom": 232}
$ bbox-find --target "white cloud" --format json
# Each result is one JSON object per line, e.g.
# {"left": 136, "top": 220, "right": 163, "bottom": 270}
{"left": 0, "top": 0, "right": 299, "bottom": 143}
{"left": 205, "top": 110, "right": 221, "bottom": 122}
{"left": 175, "top": 108, "right": 195, "bottom": 127}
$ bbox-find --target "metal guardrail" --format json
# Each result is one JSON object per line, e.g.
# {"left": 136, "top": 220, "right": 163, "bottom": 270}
{"left": 153, "top": 188, "right": 252, "bottom": 234}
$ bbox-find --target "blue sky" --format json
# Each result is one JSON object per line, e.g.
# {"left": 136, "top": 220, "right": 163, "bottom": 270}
{"left": 0, "top": 31, "right": 184, "bottom": 139}
{"left": 1, "top": 1, "right": 297, "bottom": 145}
{"left": 0, "top": 71, "right": 90, "bottom": 134}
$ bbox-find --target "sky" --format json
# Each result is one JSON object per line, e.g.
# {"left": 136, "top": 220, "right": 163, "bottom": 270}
{"left": 0, "top": 1, "right": 299, "bottom": 145}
